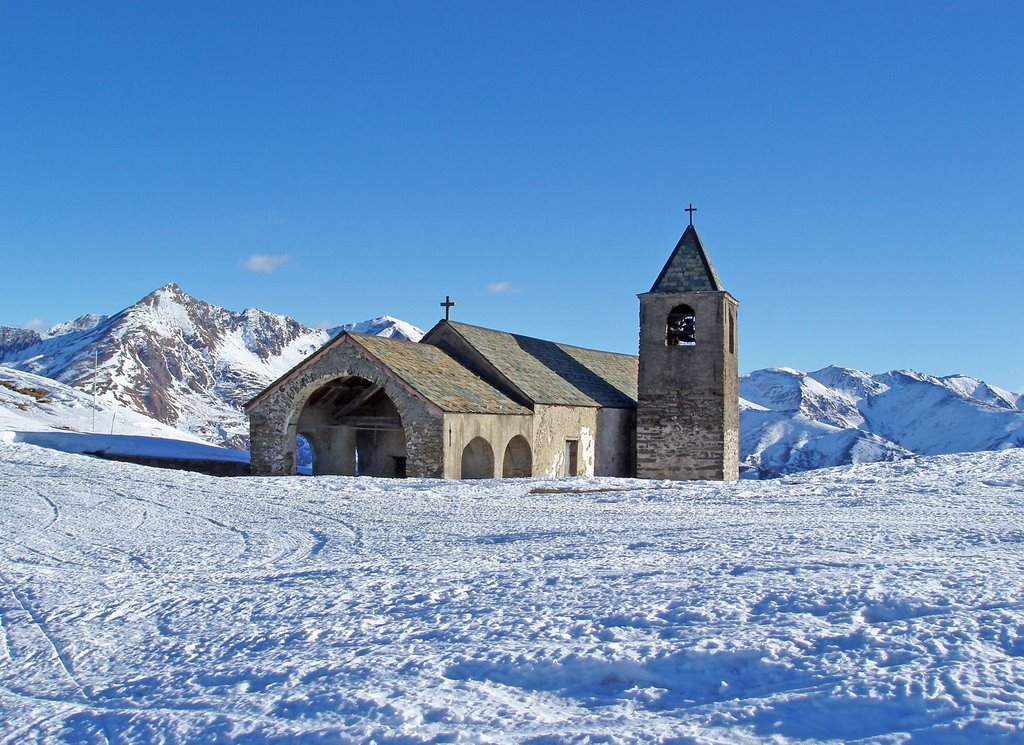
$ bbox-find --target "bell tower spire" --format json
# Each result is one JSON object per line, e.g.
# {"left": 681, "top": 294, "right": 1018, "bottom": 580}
{"left": 636, "top": 212, "right": 739, "bottom": 480}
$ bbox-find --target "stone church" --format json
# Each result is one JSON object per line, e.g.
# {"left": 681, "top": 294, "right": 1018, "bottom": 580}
{"left": 246, "top": 222, "right": 739, "bottom": 481}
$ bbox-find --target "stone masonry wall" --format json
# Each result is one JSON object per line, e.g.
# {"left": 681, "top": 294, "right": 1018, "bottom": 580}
{"left": 636, "top": 291, "right": 739, "bottom": 480}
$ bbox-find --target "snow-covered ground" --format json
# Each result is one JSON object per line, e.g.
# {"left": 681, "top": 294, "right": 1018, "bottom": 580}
{"left": 2, "top": 444, "right": 1023, "bottom": 742}
{"left": 0, "top": 431, "right": 249, "bottom": 464}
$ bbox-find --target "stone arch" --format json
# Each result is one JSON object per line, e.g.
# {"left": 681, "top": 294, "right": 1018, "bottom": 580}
{"left": 667, "top": 304, "right": 696, "bottom": 346}
{"left": 501, "top": 435, "right": 532, "bottom": 478}
{"left": 291, "top": 375, "right": 407, "bottom": 477}
{"left": 461, "top": 436, "right": 494, "bottom": 479}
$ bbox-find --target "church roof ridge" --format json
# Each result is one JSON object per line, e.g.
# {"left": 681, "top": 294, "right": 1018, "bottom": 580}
{"left": 444, "top": 320, "right": 638, "bottom": 360}
{"left": 649, "top": 223, "right": 725, "bottom": 294}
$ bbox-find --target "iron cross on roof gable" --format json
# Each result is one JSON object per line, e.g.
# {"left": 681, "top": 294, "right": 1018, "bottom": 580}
{"left": 685, "top": 203, "right": 697, "bottom": 226}
{"left": 440, "top": 295, "right": 455, "bottom": 320}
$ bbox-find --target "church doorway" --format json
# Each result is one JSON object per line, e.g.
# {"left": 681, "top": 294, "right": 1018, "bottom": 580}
{"left": 501, "top": 436, "right": 532, "bottom": 478}
{"left": 461, "top": 437, "right": 494, "bottom": 479}
{"left": 292, "top": 376, "right": 407, "bottom": 477}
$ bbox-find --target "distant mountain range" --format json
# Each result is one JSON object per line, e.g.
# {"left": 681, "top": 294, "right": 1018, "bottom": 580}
{"left": 741, "top": 366, "right": 1024, "bottom": 477}
{"left": 2, "top": 285, "right": 1021, "bottom": 476}
{"left": 0, "top": 284, "right": 422, "bottom": 449}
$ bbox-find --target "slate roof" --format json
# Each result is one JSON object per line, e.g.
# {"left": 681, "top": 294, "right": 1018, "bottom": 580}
{"left": 350, "top": 334, "right": 530, "bottom": 415}
{"left": 443, "top": 322, "right": 638, "bottom": 408}
{"left": 650, "top": 224, "right": 724, "bottom": 293}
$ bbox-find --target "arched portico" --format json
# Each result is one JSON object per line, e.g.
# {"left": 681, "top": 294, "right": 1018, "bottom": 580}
{"left": 461, "top": 436, "right": 494, "bottom": 479}
{"left": 291, "top": 376, "right": 408, "bottom": 476}
{"left": 247, "top": 335, "right": 445, "bottom": 478}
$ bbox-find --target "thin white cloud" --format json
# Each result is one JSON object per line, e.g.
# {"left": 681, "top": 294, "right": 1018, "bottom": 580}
{"left": 243, "top": 254, "right": 291, "bottom": 274}
{"left": 486, "top": 281, "right": 521, "bottom": 294}
{"left": 22, "top": 318, "right": 48, "bottom": 332}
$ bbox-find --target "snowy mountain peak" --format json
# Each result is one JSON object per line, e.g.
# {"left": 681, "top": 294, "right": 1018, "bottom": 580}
{"left": 0, "top": 325, "right": 42, "bottom": 348}
{"left": 43, "top": 313, "right": 108, "bottom": 339}
{"left": 939, "top": 374, "right": 1023, "bottom": 411}
{"left": 138, "top": 282, "right": 190, "bottom": 307}
{"left": 331, "top": 315, "right": 424, "bottom": 342}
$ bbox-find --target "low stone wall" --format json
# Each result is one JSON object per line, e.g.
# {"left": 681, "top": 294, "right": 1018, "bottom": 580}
{"left": 85, "top": 451, "right": 252, "bottom": 477}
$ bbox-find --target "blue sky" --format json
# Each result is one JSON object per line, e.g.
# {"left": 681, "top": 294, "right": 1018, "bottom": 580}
{"left": 3, "top": 2, "right": 1022, "bottom": 391}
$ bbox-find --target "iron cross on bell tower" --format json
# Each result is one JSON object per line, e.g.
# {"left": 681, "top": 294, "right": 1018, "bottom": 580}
{"left": 685, "top": 202, "right": 697, "bottom": 226}
{"left": 440, "top": 295, "right": 455, "bottom": 321}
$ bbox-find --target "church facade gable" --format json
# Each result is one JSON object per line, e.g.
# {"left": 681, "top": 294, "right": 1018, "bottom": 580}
{"left": 246, "top": 334, "right": 447, "bottom": 478}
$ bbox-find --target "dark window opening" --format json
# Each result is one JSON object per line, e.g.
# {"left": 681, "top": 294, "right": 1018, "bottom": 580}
{"left": 667, "top": 305, "right": 696, "bottom": 346}
{"left": 564, "top": 439, "right": 579, "bottom": 477}
{"left": 728, "top": 312, "right": 735, "bottom": 354}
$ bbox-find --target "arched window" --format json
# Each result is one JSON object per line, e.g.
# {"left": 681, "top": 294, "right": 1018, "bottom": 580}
{"left": 461, "top": 437, "right": 494, "bottom": 479}
{"left": 667, "top": 304, "right": 696, "bottom": 346}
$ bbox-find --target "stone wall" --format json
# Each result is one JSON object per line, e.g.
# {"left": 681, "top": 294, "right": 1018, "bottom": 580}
{"left": 248, "top": 337, "right": 445, "bottom": 477}
{"left": 532, "top": 405, "right": 599, "bottom": 477}
{"left": 636, "top": 291, "right": 739, "bottom": 480}
{"left": 85, "top": 451, "right": 251, "bottom": 477}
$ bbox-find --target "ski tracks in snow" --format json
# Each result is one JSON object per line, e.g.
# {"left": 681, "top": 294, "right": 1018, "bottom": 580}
{"left": 0, "top": 571, "right": 88, "bottom": 701}
{"left": 1, "top": 442, "right": 1024, "bottom": 741}
{"left": 0, "top": 570, "right": 114, "bottom": 745}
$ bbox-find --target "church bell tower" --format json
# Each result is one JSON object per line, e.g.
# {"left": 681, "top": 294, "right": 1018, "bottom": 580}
{"left": 636, "top": 210, "right": 739, "bottom": 480}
